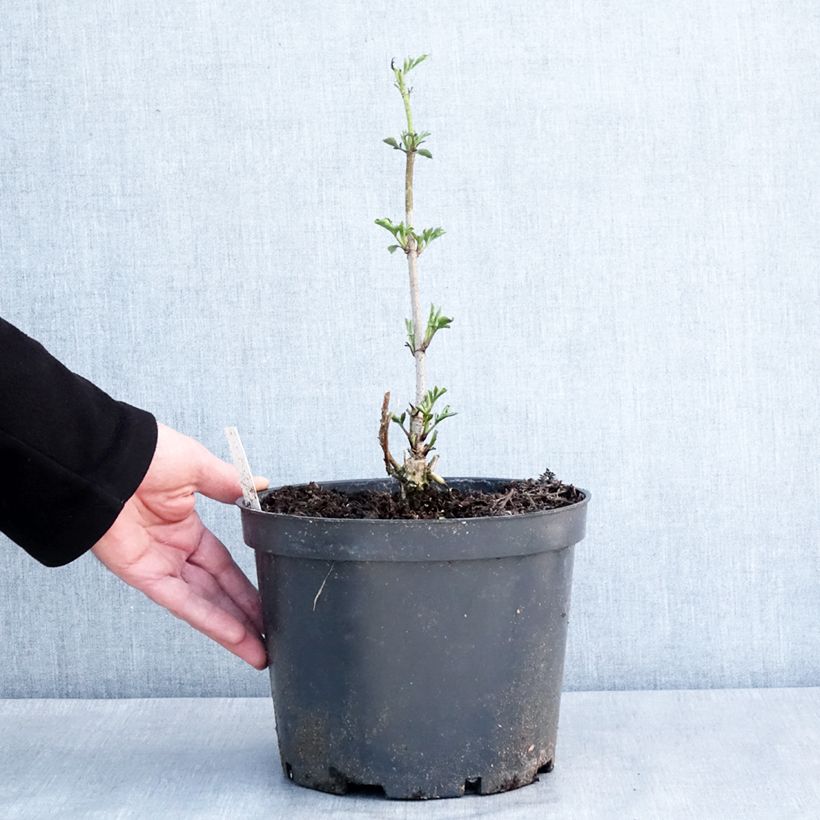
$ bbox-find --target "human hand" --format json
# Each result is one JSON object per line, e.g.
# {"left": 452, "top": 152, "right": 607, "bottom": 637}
{"left": 92, "top": 422, "right": 269, "bottom": 669}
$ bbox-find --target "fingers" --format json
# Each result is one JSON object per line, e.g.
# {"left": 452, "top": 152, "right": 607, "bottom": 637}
{"left": 194, "top": 442, "right": 270, "bottom": 504}
{"left": 190, "top": 529, "right": 264, "bottom": 633}
{"left": 142, "top": 575, "right": 268, "bottom": 669}
{"left": 194, "top": 447, "right": 245, "bottom": 503}
{"left": 180, "top": 561, "right": 260, "bottom": 638}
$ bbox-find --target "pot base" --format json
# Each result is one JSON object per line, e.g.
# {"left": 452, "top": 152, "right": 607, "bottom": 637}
{"left": 282, "top": 756, "right": 555, "bottom": 800}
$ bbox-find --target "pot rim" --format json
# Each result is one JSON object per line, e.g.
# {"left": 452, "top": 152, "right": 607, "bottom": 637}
{"left": 235, "top": 476, "right": 589, "bottom": 524}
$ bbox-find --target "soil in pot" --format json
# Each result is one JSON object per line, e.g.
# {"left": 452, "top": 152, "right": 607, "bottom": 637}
{"left": 261, "top": 470, "right": 582, "bottom": 519}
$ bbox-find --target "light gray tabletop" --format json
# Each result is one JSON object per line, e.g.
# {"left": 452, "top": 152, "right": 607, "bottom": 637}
{"left": 1, "top": 688, "right": 818, "bottom": 819}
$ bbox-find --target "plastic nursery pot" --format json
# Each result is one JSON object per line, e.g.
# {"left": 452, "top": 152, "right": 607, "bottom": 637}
{"left": 239, "top": 477, "right": 589, "bottom": 800}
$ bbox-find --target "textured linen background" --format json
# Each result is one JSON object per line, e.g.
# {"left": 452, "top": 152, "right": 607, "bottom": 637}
{"left": 1, "top": 1, "right": 818, "bottom": 697}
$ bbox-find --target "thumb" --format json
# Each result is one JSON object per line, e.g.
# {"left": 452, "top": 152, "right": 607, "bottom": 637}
{"left": 195, "top": 445, "right": 268, "bottom": 504}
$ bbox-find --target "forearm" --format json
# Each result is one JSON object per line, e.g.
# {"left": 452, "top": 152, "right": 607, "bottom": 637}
{"left": 0, "top": 318, "right": 157, "bottom": 566}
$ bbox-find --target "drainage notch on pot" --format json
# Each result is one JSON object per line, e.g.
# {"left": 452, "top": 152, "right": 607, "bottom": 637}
{"left": 240, "top": 478, "right": 588, "bottom": 800}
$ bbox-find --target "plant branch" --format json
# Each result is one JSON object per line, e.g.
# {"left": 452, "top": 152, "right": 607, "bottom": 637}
{"left": 376, "top": 54, "right": 454, "bottom": 493}
{"left": 397, "top": 70, "right": 426, "bottom": 441}
{"left": 379, "top": 392, "right": 400, "bottom": 476}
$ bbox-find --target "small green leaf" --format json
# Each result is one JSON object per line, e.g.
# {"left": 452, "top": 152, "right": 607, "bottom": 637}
{"left": 404, "top": 54, "right": 429, "bottom": 73}
{"left": 387, "top": 244, "right": 400, "bottom": 254}
{"left": 418, "top": 148, "right": 432, "bottom": 159}
{"left": 434, "top": 405, "right": 457, "bottom": 424}
{"left": 405, "top": 318, "right": 416, "bottom": 352}
{"left": 376, "top": 218, "right": 410, "bottom": 242}
{"left": 383, "top": 137, "right": 400, "bottom": 149}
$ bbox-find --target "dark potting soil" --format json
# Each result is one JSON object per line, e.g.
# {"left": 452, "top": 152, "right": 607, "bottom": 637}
{"left": 260, "top": 471, "right": 583, "bottom": 520}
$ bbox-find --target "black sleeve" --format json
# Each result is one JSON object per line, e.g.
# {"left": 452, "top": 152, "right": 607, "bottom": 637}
{"left": 0, "top": 317, "right": 158, "bottom": 567}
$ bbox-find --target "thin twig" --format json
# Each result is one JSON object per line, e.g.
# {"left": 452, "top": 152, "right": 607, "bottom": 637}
{"left": 491, "top": 488, "right": 516, "bottom": 512}
{"left": 379, "top": 391, "right": 400, "bottom": 476}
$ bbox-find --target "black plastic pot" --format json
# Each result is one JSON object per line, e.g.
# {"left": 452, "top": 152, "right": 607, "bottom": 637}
{"left": 240, "top": 477, "right": 588, "bottom": 800}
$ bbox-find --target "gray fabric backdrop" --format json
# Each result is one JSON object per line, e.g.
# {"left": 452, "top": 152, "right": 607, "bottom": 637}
{"left": 1, "top": 1, "right": 818, "bottom": 697}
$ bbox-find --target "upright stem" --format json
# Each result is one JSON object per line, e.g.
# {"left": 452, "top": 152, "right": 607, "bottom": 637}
{"left": 397, "top": 71, "right": 426, "bottom": 438}
{"left": 406, "top": 156, "right": 425, "bottom": 417}
{"left": 400, "top": 75, "right": 415, "bottom": 133}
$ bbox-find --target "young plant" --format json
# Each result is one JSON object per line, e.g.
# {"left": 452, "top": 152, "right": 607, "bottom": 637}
{"left": 376, "top": 54, "right": 454, "bottom": 493}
